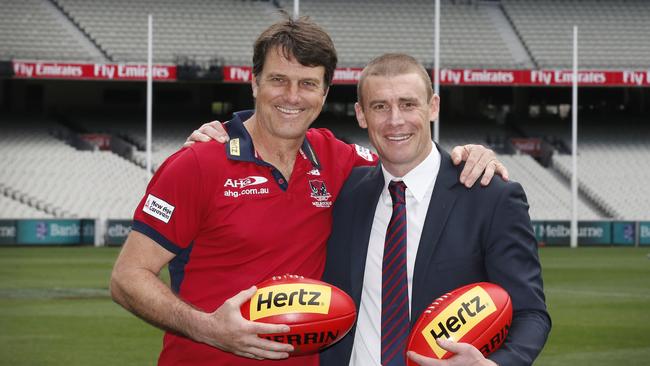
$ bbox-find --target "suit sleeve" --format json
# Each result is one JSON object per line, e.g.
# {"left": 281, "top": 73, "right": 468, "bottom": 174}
{"left": 484, "top": 182, "right": 552, "bottom": 366}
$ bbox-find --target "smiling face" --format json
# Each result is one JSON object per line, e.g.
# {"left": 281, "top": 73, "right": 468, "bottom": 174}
{"left": 356, "top": 72, "right": 439, "bottom": 177}
{"left": 251, "top": 47, "right": 328, "bottom": 142}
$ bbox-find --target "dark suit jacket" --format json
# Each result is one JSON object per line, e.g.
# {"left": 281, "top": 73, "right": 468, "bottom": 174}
{"left": 320, "top": 146, "right": 551, "bottom": 366}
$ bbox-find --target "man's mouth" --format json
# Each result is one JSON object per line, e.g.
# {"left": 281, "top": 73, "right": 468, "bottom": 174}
{"left": 276, "top": 106, "right": 303, "bottom": 115}
{"left": 386, "top": 134, "right": 412, "bottom": 142}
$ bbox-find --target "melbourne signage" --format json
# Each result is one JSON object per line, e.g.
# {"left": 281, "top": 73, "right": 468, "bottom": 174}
{"left": 105, "top": 220, "right": 132, "bottom": 246}
{"left": 537, "top": 221, "right": 611, "bottom": 246}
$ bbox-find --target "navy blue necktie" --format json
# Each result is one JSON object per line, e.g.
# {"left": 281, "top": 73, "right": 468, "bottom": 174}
{"left": 381, "top": 180, "right": 409, "bottom": 366}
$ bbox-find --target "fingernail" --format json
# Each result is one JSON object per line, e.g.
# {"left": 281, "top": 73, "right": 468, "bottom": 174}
{"left": 217, "top": 137, "right": 225, "bottom": 143}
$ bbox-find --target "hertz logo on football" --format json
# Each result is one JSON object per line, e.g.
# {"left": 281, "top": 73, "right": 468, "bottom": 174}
{"left": 249, "top": 284, "right": 332, "bottom": 320}
{"left": 421, "top": 286, "right": 496, "bottom": 358}
{"left": 406, "top": 282, "right": 512, "bottom": 364}
{"left": 241, "top": 275, "right": 356, "bottom": 355}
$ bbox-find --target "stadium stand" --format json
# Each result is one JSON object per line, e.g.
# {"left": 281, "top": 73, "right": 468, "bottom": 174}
{"left": 551, "top": 122, "right": 650, "bottom": 220}
{"left": 502, "top": 0, "right": 650, "bottom": 68}
{"left": 53, "top": 0, "right": 281, "bottom": 64}
{"left": 4, "top": 0, "right": 650, "bottom": 70}
{"left": 0, "top": 0, "right": 98, "bottom": 62}
{"left": 50, "top": 0, "right": 521, "bottom": 68}
{"left": 278, "top": 0, "right": 520, "bottom": 68}
{"left": 436, "top": 121, "right": 603, "bottom": 220}
{"left": 0, "top": 118, "right": 148, "bottom": 219}
{"left": 0, "top": 193, "right": 54, "bottom": 219}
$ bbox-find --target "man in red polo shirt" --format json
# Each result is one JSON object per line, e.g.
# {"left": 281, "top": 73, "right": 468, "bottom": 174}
{"left": 111, "top": 17, "right": 506, "bottom": 366}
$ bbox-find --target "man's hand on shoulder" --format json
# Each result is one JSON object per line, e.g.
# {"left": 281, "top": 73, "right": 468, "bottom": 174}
{"left": 183, "top": 120, "right": 229, "bottom": 147}
{"left": 193, "top": 286, "right": 294, "bottom": 360}
{"left": 407, "top": 339, "right": 498, "bottom": 366}
{"left": 450, "top": 144, "right": 509, "bottom": 188}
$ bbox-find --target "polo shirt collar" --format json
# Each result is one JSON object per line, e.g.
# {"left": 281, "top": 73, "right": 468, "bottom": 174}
{"left": 224, "top": 110, "right": 321, "bottom": 169}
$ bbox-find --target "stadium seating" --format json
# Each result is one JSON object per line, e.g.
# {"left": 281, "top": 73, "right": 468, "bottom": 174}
{"left": 0, "top": 0, "right": 97, "bottom": 62}
{"left": 0, "top": 192, "right": 54, "bottom": 219}
{"left": 277, "top": 0, "right": 519, "bottom": 68}
{"left": 435, "top": 121, "right": 603, "bottom": 220}
{"left": 3, "top": 0, "right": 649, "bottom": 70}
{"left": 551, "top": 123, "right": 650, "bottom": 220}
{"left": 53, "top": 0, "right": 281, "bottom": 64}
{"left": 502, "top": 0, "right": 650, "bottom": 68}
{"left": 0, "top": 118, "right": 148, "bottom": 219}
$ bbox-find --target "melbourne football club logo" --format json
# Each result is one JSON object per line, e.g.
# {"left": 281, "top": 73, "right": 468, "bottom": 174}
{"left": 309, "top": 180, "right": 332, "bottom": 208}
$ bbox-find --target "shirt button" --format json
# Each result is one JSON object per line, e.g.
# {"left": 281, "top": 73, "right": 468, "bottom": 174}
{"left": 278, "top": 178, "right": 285, "bottom": 184}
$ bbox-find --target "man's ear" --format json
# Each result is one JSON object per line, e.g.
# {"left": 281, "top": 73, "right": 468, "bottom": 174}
{"left": 322, "top": 87, "right": 329, "bottom": 106}
{"left": 355, "top": 102, "right": 368, "bottom": 129}
{"left": 429, "top": 93, "right": 440, "bottom": 122}
{"left": 251, "top": 74, "right": 258, "bottom": 99}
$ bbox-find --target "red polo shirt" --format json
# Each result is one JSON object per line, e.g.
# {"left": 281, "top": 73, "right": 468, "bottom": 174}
{"left": 132, "top": 110, "right": 377, "bottom": 365}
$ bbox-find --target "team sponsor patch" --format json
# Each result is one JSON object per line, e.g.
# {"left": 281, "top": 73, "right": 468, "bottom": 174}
{"left": 355, "top": 144, "right": 374, "bottom": 162}
{"left": 309, "top": 180, "right": 332, "bottom": 208}
{"left": 143, "top": 194, "right": 175, "bottom": 223}
{"left": 307, "top": 168, "right": 321, "bottom": 176}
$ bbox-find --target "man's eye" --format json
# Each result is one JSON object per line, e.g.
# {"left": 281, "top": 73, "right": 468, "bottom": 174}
{"left": 372, "top": 104, "right": 388, "bottom": 111}
{"left": 402, "top": 102, "right": 416, "bottom": 109}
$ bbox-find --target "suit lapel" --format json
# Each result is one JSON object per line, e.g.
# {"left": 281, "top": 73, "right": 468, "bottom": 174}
{"left": 411, "top": 147, "right": 461, "bottom": 320}
{"left": 349, "top": 165, "right": 384, "bottom": 305}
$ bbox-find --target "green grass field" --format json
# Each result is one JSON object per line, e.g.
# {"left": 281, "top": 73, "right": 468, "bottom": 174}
{"left": 0, "top": 246, "right": 649, "bottom": 365}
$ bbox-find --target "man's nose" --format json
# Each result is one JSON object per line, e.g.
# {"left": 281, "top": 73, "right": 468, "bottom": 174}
{"left": 284, "top": 82, "right": 300, "bottom": 103}
{"left": 388, "top": 106, "right": 405, "bottom": 126}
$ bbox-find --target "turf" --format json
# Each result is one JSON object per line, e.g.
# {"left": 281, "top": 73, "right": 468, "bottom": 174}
{"left": 0, "top": 246, "right": 649, "bottom": 365}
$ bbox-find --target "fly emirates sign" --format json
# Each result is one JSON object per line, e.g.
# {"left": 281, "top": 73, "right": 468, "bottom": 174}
{"left": 12, "top": 61, "right": 176, "bottom": 81}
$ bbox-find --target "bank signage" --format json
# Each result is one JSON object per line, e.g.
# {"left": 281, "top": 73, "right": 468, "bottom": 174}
{"left": 16, "top": 220, "right": 81, "bottom": 245}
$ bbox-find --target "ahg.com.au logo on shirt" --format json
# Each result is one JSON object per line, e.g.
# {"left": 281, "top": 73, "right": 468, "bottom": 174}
{"left": 223, "top": 176, "right": 270, "bottom": 198}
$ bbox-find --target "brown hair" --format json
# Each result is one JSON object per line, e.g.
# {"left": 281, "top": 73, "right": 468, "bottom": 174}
{"left": 357, "top": 53, "right": 433, "bottom": 105}
{"left": 253, "top": 16, "right": 338, "bottom": 89}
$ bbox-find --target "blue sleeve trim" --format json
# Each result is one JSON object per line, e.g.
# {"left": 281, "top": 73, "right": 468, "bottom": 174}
{"left": 132, "top": 220, "right": 183, "bottom": 255}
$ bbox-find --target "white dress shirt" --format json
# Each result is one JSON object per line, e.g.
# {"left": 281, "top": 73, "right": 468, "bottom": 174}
{"left": 349, "top": 146, "right": 441, "bottom": 366}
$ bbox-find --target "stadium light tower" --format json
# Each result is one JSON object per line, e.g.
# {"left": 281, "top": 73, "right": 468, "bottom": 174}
{"left": 433, "top": 0, "right": 440, "bottom": 143}
{"left": 571, "top": 26, "right": 579, "bottom": 248}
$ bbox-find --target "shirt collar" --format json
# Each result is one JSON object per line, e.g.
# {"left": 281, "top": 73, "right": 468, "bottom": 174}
{"left": 380, "top": 145, "right": 441, "bottom": 203}
{"left": 224, "top": 109, "right": 321, "bottom": 169}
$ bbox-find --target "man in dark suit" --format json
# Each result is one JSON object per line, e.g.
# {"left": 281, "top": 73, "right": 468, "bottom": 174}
{"left": 321, "top": 54, "right": 551, "bottom": 366}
